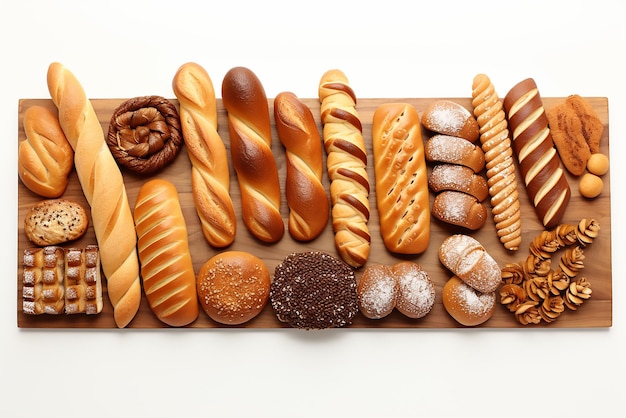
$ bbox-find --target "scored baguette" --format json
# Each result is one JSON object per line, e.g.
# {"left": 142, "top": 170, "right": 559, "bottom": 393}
{"left": 274, "top": 91, "right": 329, "bottom": 241}
{"left": 47, "top": 62, "right": 141, "bottom": 328}
{"left": 172, "top": 62, "right": 237, "bottom": 247}
{"left": 133, "top": 179, "right": 199, "bottom": 327}
{"left": 222, "top": 67, "right": 284, "bottom": 243}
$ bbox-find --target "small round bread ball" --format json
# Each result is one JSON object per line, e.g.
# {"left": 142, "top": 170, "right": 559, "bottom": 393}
{"left": 586, "top": 153, "right": 609, "bottom": 176}
{"left": 579, "top": 173, "right": 604, "bottom": 199}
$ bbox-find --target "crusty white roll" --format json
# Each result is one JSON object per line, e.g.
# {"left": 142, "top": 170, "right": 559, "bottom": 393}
{"left": 438, "top": 234, "right": 501, "bottom": 293}
{"left": 318, "top": 69, "right": 370, "bottom": 267}
{"left": 442, "top": 276, "right": 496, "bottom": 326}
{"left": 222, "top": 67, "right": 284, "bottom": 243}
{"left": 47, "top": 62, "right": 141, "bottom": 328}
{"left": 172, "top": 62, "right": 236, "bottom": 248}
{"left": 196, "top": 251, "right": 271, "bottom": 325}
{"left": 372, "top": 103, "right": 430, "bottom": 254}
{"left": 274, "top": 91, "right": 329, "bottom": 241}
{"left": 133, "top": 179, "right": 199, "bottom": 327}
{"left": 19, "top": 105, "right": 74, "bottom": 198}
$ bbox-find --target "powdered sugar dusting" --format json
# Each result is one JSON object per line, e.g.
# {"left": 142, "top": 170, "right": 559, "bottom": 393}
{"left": 424, "top": 101, "right": 469, "bottom": 135}
{"left": 396, "top": 268, "right": 435, "bottom": 318}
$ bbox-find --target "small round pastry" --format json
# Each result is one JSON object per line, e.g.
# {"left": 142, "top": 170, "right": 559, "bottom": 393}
{"left": 357, "top": 264, "right": 397, "bottom": 319}
{"left": 392, "top": 261, "right": 435, "bottom": 319}
{"left": 196, "top": 251, "right": 270, "bottom": 325}
{"left": 579, "top": 172, "right": 603, "bottom": 199}
{"left": 442, "top": 276, "right": 496, "bottom": 326}
{"left": 24, "top": 199, "right": 89, "bottom": 246}
{"left": 586, "top": 153, "right": 609, "bottom": 176}
{"left": 422, "top": 99, "right": 480, "bottom": 142}
{"left": 107, "top": 95, "right": 183, "bottom": 174}
{"left": 270, "top": 251, "right": 358, "bottom": 329}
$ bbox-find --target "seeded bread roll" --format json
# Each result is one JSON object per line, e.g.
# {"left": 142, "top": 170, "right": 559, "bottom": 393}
{"left": 372, "top": 103, "right": 430, "bottom": 254}
{"left": 425, "top": 134, "right": 485, "bottom": 173}
{"left": 24, "top": 199, "right": 88, "bottom": 246}
{"left": 422, "top": 99, "right": 480, "bottom": 142}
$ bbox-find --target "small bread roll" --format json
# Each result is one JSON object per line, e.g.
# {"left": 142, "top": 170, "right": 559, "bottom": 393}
{"left": 586, "top": 153, "right": 609, "bottom": 176}
{"left": 422, "top": 100, "right": 480, "bottom": 142}
{"left": 432, "top": 190, "right": 487, "bottom": 230}
{"left": 425, "top": 134, "right": 485, "bottom": 173}
{"left": 357, "top": 264, "right": 397, "bottom": 320}
{"left": 24, "top": 199, "right": 89, "bottom": 246}
{"left": 392, "top": 262, "right": 435, "bottom": 319}
{"left": 428, "top": 163, "right": 489, "bottom": 202}
{"left": 442, "top": 276, "right": 496, "bottom": 326}
{"left": 579, "top": 173, "right": 603, "bottom": 199}
{"left": 197, "top": 251, "right": 270, "bottom": 325}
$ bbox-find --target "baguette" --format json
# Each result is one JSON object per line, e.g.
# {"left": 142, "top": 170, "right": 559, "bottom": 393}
{"left": 221, "top": 67, "right": 284, "bottom": 243}
{"left": 372, "top": 103, "right": 430, "bottom": 254}
{"left": 172, "top": 62, "right": 237, "bottom": 247}
{"left": 47, "top": 62, "right": 141, "bottom": 328}
{"left": 19, "top": 105, "right": 74, "bottom": 198}
{"left": 318, "top": 69, "right": 370, "bottom": 267}
{"left": 274, "top": 91, "right": 329, "bottom": 241}
{"left": 503, "top": 78, "right": 571, "bottom": 229}
{"left": 133, "top": 179, "right": 199, "bottom": 327}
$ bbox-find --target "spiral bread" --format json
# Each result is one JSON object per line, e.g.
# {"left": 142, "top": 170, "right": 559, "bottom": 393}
{"left": 222, "top": 67, "right": 284, "bottom": 243}
{"left": 371, "top": 103, "right": 430, "bottom": 254}
{"left": 503, "top": 78, "right": 571, "bottom": 229}
{"left": 274, "top": 91, "right": 330, "bottom": 241}
{"left": 318, "top": 69, "right": 370, "bottom": 267}
{"left": 18, "top": 105, "right": 74, "bottom": 198}
{"left": 172, "top": 62, "right": 237, "bottom": 248}
{"left": 471, "top": 74, "right": 522, "bottom": 251}
{"left": 47, "top": 62, "right": 141, "bottom": 328}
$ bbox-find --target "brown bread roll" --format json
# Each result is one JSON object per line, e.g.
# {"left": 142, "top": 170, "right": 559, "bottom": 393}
{"left": 431, "top": 190, "right": 487, "bottom": 230}
{"left": 422, "top": 99, "right": 480, "bottom": 142}
{"left": 425, "top": 134, "right": 485, "bottom": 173}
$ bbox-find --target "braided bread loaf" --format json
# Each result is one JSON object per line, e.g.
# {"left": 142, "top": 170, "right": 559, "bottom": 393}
{"left": 274, "top": 91, "right": 329, "bottom": 241}
{"left": 318, "top": 69, "right": 370, "bottom": 267}
{"left": 222, "top": 67, "right": 284, "bottom": 243}
{"left": 372, "top": 103, "right": 430, "bottom": 254}
{"left": 172, "top": 62, "right": 236, "bottom": 247}
{"left": 471, "top": 74, "right": 522, "bottom": 251}
{"left": 47, "top": 62, "right": 141, "bottom": 328}
{"left": 503, "top": 78, "right": 571, "bottom": 229}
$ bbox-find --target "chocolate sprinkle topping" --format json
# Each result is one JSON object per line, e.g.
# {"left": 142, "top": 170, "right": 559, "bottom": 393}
{"left": 270, "top": 251, "right": 358, "bottom": 329}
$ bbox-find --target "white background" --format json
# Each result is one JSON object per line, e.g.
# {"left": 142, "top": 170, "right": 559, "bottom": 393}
{"left": 2, "top": 1, "right": 625, "bottom": 417}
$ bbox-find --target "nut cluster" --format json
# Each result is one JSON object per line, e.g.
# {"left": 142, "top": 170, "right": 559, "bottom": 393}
{"left": 499, "top": 219, "right": 599, "bottom": 325}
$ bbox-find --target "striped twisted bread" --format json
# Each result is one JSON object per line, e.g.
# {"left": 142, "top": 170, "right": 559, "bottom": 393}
{"left": 318, "top": 69, "right": 370, "bottom": 268}
{"left": 503, "top": 78, "right": 571, "bottom": 229}
{"left": 222, "top": 67, "right": 284, "bottom": 243}
{"left": 471, "top": 74, "right": 522, "bottom": 251}
{"left": 274, "top": 91, "right": 329, "bottom": 241}
{"left": 172, "top": 62, "right": 236, "bottom": 247}
{"left": 47, "top": 62, "right": 141, "bottom": 328}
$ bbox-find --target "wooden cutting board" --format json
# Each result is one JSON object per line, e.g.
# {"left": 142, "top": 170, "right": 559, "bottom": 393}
{"left": 16, "top": 97, "right": 612, "bottom": 329}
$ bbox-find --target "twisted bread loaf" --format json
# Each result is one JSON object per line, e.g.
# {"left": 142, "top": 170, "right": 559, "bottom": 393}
{"left": 47, "top": 62, "right": 141, "bottom": 328}
{"left": 222, "top": 67, "right": 284, "bottom": 243}
{"left": 372, "top": 103, "right": 430, "bottom": 254}
{"left": 503, "top": 78, "right": 571, "bottom": 229}
{"left": 172, "top": 62, "right": 236, "bottom": 247}
{"left": 19, "top": 105, "right": 74, "bottom": 198}
{"left": 133, "top": 179, "right": 199, "bottom": 327}
{"left": 318, "top": 69, "right": 370, "bottom": 267}
{"left": 471, "top": 74, "right": 522, "bottom": 251}
{"left": 274, "top": 91, "right": 329, "bottom": 241}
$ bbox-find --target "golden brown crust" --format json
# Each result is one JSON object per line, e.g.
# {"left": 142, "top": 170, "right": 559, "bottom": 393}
{"left": 431, "top": 191, "right": 487, "bottom": 231}
{"left": 442, "top": 276, "right": 495, "bottom": 326}
{"left": 222, "top": 67, "right": 284, "bottom": 243}
{"left": 24, "top": 199, "right": 88, "bottom": 246}
{"left": 18, "top": 105, "right": 74, "bottom": 198}
{"left": 47, "top": 62, "right": 141, "bottom": 328}
{"left": 372, "top": 103, "right": 430, "bottom": 254}
{"left": 425, "top": 134, "right": 485, "bottom": 173}
{"left": 172, "top": 62, "right": 237, "bottom": 248}
{"left": 133, "top": 179, "right": 199, "bottom": 327}
{"left": 547, "top": 103, "right": 591, "bottom": 176}
{"left": 318, "top": 69, "right": 370, "bottom": 267}
{"left": 274, "top": 91, "right": 329, "bottom": 241}
{"left": 357, "top": 264, "right": 397, "bottom": 319}
{"left": 428, "top": 163, "right": 489, "bottom": 202}
{"left": 422, "top": 99, "right": 480, "bottom": 142}
{"left": 565, "top": 95, "right": 604, "bottom": 153}
{"left": 197, "top": 251, "right": 270, "bottom": 325}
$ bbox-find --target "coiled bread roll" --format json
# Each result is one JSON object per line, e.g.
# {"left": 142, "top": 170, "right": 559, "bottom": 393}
{"left": 372, "top": 103, "right": 430, "bottom": 254}
{"left": 471, "top": 74, "right": 522, "bottom": 251}
{"left": 318, "top": 69, "right": 370, "bottom": 268}
{"left": 172, "top": 62, "right": 237, "bottom": 248}
{"left": 274, "top": 91, "right": 329, "bottom": 241}
{"left": 47, "top": 62, "right": 141, "bottom": 328}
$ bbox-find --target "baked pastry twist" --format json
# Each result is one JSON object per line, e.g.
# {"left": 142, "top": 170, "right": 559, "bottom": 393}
{"left": 107, "top": 95, "right": 183, "bottom": 174}
{"left": 318, "top": 69, "right": 370, "bottom": 267}
{"left": 47, "top": 62, "right": 141, "bottom": 328}
{"left": 172, "top": 62, "right": 237, "bottom": 247}
{"left": 471, "top": 74, "right": 522, "bottom": 251}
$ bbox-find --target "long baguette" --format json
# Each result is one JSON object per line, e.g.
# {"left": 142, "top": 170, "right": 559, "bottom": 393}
{"left": 47, "top": 62, "right": 141, "bottom": 328}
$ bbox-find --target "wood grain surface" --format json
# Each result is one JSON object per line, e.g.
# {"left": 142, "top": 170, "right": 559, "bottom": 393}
{"left": 16, "top": 96, "right": 612, "bottom": 329}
